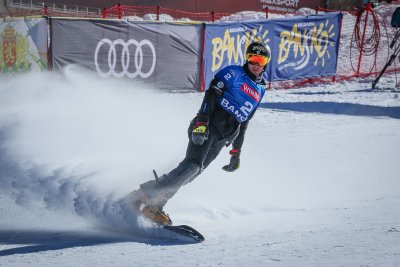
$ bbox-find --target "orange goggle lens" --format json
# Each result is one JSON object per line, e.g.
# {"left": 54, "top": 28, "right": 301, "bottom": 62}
{"left": 247, "top": 54, "right": 270, "bottom": 67}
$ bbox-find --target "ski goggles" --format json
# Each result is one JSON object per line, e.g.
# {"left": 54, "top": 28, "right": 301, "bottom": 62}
{"left": 247, "top": 53, "right": 270, "bottom": 67}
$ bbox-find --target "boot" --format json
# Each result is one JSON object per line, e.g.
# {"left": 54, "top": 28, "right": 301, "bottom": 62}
{"left": 129, "top": 163, "right": 199, "bottom": 226}
{"left": 141, "top": 205, "right": 172, "bottom": 226}
{"left": 129, "top": 183, "right": 173, "bottom": 226}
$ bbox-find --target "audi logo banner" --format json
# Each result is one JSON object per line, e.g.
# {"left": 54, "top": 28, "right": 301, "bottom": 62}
{"left": 51, "top": 19, "right": 202, "bottom": 91}
{"left": 94, "top": 38, "right": 157, "bottom": 79}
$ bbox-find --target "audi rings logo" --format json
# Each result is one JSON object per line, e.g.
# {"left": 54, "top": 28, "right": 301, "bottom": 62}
{"left": 94, "top": 38, "right": 156, "bottom": 79}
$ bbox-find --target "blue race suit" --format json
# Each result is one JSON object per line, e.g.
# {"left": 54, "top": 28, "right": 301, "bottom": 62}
{"left": 214, "top": 65, "right": 265, "bottom": 123}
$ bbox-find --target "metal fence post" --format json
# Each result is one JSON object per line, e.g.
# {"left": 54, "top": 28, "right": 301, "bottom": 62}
{"left": 356, "top": 3, "right": 371, "bottom": 76}
{"left": 117, "top": 3, "right": 122, "bottom": 19}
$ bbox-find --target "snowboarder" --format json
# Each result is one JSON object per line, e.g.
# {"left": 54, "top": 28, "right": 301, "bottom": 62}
{"left": 128, "top": 41, "right": 271, "bottom": 226}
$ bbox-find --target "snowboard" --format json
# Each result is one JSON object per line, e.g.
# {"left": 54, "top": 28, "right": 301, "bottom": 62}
{"left": 131, "top": 170, "right": 205, "bottom": 242}
{"left": 162, "top": 224, "right": 205, "bottom": 242}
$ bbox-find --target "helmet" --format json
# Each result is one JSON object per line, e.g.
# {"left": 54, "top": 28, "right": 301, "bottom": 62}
{"left": 245, "top": 42, "right": 271, "bottom": 66}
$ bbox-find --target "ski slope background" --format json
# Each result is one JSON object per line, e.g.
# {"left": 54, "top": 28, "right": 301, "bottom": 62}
{"left": 1, "top": 66, "right": 400, "bottom": 266}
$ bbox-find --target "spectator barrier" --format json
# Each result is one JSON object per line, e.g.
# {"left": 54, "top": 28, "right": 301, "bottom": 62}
{"left": 1, "top": 4, "right": 399, "bottom": 90}
{"left": 50, "top": 19, "right": 202, "bottom": 90}
{"left": 203, "top": 12, "right": 342, "bottom": 90}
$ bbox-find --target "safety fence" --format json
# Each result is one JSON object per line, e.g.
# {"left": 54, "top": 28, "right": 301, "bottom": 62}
{"left": 101, "top": 4, "right": 291, "bottom": 22}
{"left": 1, "top": 3, "right": 399, "bottom": 90}
{"left": 269, "top": 3, "right": 400, "bottom": 89}
{"left": 327, "top": 3, "right": 398, "bottom": 79}
{"left": 103, "top": 4, "right": 231, "bottom": 22}
{"left": 3, "top": 0, "right": 288, "bottom": 21}
{"left": 4, "top": 0, "right": 103, "bottom": 18}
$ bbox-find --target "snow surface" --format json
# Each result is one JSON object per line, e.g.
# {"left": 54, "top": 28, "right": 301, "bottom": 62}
{"left": 0, "top": 67, "right": 400, "bottom": 266}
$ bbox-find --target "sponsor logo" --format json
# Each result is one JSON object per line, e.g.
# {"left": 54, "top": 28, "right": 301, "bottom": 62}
{"left": 221, "top": 98, "right": 247, "bottom": 122}
{"left": 94, "top": 38, "right": 156, "bottom": 79}
{"left": 250, "top": 44, "right": 268, "bottom": 55}
{"left": 240, "top": 84, "right": 261, "bottom": 102}
{"left": 260, "top": 0, "right": 300, "bottom": 8}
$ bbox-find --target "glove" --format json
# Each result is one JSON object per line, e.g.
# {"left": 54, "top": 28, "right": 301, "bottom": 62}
{"left": 192, "top": 121, "right": 209, "bottom": 145}
{"left": 222, "top": 149, "right": 240, "bottom": 172}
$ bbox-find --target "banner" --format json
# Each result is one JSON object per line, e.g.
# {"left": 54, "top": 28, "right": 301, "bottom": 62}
{"left": 260, "top": 0, "right": 326, "bottom": 13}
{"left": 271, "top": 12, "right": 342, "bottom": 81}
{"left": 203, "top": 12, "right": 342, "bottom": 88}
{"left": 51, "top": 19, "right": 202, "bottom": 91}
{"left": 0, "top": 18, "right": 48, "bottom": 74}
{"left": 204, "top": 20, "right": 273, "bottom": 88}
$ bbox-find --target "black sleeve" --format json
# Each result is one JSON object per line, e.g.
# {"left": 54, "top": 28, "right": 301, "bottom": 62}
{"left": 197, "top": 78, "right": 226, "bottom": 123}
{"left": 232, "top": 108, "right": 257, "bottom": 152}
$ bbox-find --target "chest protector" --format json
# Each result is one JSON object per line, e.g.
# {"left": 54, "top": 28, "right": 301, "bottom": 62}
{"left": 214, "top": 66, "right": 265, "bottom": 123}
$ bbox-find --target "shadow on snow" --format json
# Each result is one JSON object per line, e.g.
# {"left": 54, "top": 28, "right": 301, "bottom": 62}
{"left": 0, "top": 229, "right": 192, "bottom": 256}
{"left": 259, "top": 101, "right": 400, "bottom": 119}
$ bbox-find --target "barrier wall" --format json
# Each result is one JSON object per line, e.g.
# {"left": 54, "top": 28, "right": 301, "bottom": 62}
{"left": 51, "top": 19, "right": 202, "bottom": 90}
{"left": 2, "top": 7, "right": 398, "bottom": 90}
{"left": 49, "top": 12, "right": 342, "bottom": 91}
{"left": 203, "top": 12, "right": 342, "bottom": 88}
{"left": 0, "top": 14, "right": 342, "bottom": 91}
{"left": 0, "top": 17, "right": 48, "bottom": 74}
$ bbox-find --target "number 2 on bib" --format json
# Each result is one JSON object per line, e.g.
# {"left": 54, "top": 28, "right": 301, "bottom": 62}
{"left": 240, "top": 101, "right": 253, "bottom": 116}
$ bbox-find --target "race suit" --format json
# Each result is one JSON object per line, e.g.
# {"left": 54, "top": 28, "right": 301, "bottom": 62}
{"left": 140, "top": 63, "right": 266, "bottom": 205}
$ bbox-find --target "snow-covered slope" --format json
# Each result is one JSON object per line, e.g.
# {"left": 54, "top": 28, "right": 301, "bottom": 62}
{"left": 0, "top": 67, "right": 399, "bottom": 266}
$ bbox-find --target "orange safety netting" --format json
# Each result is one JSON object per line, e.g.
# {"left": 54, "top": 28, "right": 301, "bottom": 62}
{"left": 103, "top": 4, "right": 234, "bottom": 22}
{"left": 270, "top": 3, "right": 400, "bottom": 89}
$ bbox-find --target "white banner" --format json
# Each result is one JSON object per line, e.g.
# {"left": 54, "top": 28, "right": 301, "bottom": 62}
{"left": 0, "top": 18, "right": 48, "bottom": 74}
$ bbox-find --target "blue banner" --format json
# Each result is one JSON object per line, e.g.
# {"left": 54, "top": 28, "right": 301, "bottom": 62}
{"left": 204, "top": 20, "right": 273, "bottom": 89}
{"left": 271, "top": 12, "right": 342, "bottom": 81}
{"left": 203, "top": 12, "right": 342, "bottom": 88}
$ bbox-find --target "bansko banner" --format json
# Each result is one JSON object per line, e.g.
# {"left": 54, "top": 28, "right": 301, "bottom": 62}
{"left": 0, "top": 18, "right": 48, "bottom": 74}
{"left": 51, "top": 19, "right": 202, "bottom": 90}
{"left": 203, "top": 12, "right": 342, "bottom": 88}
{"left": 271, "top": 12, "right": 342, "bottom": 81}
{"left": 204, "top": 20, "right": 274, "bottom": 89}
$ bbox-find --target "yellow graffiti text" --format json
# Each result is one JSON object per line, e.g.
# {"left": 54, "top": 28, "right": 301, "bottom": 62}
{"left": 278, "top": 20, "right": 335, "bottom": 67}
{"left": 211, "top": 26, "right": 269, "bottom": 72}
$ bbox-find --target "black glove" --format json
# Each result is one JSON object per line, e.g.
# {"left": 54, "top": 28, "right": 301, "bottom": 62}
{"left": 222, "top": 149, "right": 240, "bottom": 172}
{"left": 192, "top": 121, "right": 209, "bottom": 145}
